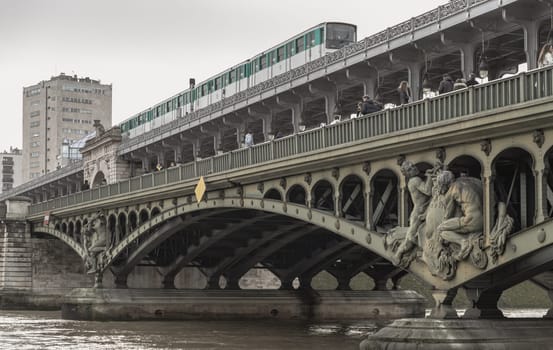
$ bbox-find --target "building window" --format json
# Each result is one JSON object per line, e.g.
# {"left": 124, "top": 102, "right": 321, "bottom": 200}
{"left": 30, "top": 111, "right": 40, "bottom": 117}
{"left": 30, "top": 121, "right": 40, "bottom": 128}
{"left": 31, "top": 141, "right": 40, "bottom": 147}
{"left": 26, "top": 88, "right": 40, "bottom": 97}
{"left": 31, "top": 132, "right": 40, "bottom": 138}
{"left": 30, "top": 152, "right": 40, "bottom": 158}
{"left": 30, "top": 100, "right": 40, "bottom": 107}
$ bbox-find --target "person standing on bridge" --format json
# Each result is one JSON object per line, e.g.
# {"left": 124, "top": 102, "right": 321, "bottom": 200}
{"left": 466, "top": 73, "right": 479, "bottom": 87}
{"left": 538, "top": 43, "right": 553, "bottom": 68}
{"left": 244, "top": 130, "right": 254, "bottom": 147}
{"left": 438, "top": 74, "right": 454, "bottom": 94}
{"left": 397, "top": 81, "right": 411, "bottom": 105}
{"left": 361, "top": 95, "right": 381, "bottom": 115}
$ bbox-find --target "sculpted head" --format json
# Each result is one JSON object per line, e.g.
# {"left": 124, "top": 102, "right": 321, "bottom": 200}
{"left": 400, "top": 160, "right": 419, "bottom": 178}
{"left": 437, "top": 170, "right": 455, "bottom": 194}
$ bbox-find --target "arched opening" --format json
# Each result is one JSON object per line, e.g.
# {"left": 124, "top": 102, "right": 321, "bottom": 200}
{"left": 371, "top": 169, "right": 399, "bottom": 231}
{"left": 108, "top": 214, "right": 117, "bottom": 246}
{"left": 287, "top": 185, "right": 307, "bottom": 205}
{"left": 68, "top": 221, "right": 74, "bottom": 239}
{"left": 118, "top": 213, "right": 127, "bottom": 238}
{"left": 92, "top": 171, "right": 106, "bottom": 188}
{"left": 340, "top": 175, "right": 365, "bottom": 221}
{"left": 129, "top": 211, "right": 138, "bottom": 231}
{"left": 61, "top": 222, "right": 67, "bottom": 234}
{"left": 544, "top": 146, "right": 553, "bottom": 218}
{"left": 311, "top": 180, "right": 334, "bottom": 212}
{"left": 238, "top": 268, "right": 281, "bottom": 290}
{"left": 139, "top": 209, "right": 150, "bottom": 225}
{"left": 448, "top": 155, "right": 482, "bottom": 179}
{"left": 75, "top": 220, "right": 82, "bottom": 244}
{"left": 311, "top": 270, "right": 338, "bottom": 290}
{"left": 493, "top": 147, "right": 535, "bottom": 231}
{"left": 54, "top": 223, "right": 61, "bottom": 231}
{"left": 151, "top": 207, "right": 161, "bottom": 217}
{"left": 264, "top": 188, "right": 282, "bottom": 201}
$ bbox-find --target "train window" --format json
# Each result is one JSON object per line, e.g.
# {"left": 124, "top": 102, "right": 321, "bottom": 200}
{"left": 215, "top": 77, "right": 222, "bottom": 90}
{"left": 228, "top": 70, "right": 234, "bottom": 83}
{"left": 306, "top": 31, "right": 315, "bottom": 48}
{"left": 156, "top": 106, "right": 160, "bottom": 117}
{"left": 288, "top": 41, "right": 296, "bottom": 56}
{"left": 277, "top": 46, "right": 285, "bottom": 62}
{"left": 166, "top": 101, "right": 170, "bottom": 112}
{"left": 326, "top": 23, "right": 356, "bottom": 49}
{"left": 317, "top": 28, "right": 324, "bottom": 45}
{"left": 296, "top": 37, "right": 304, "bottom": 53}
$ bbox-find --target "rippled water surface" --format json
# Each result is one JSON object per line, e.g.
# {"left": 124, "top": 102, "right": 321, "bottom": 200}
{"left": 0, "top": 311, "right": 381, "bottom": 349}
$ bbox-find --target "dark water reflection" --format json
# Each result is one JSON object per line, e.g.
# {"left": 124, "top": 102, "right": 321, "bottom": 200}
{"left": 0, "top": 311, "right": 382, "bottom": 349}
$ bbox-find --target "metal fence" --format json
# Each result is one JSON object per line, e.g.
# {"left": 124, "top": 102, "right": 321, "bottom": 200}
{"left": 28, "top": 66, "right": 553, "bottom": 215}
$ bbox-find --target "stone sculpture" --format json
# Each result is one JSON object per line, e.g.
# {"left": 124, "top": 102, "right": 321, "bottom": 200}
{"left": 385, "top": 160, "right": 513, "bottom": 280}
{"left": 82, "top": 211, "right": 109, "bottom": 274}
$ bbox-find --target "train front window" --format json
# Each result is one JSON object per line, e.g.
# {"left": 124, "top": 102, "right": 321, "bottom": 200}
{"left": 326, "top": 23, "right": 356, "bottom": 49}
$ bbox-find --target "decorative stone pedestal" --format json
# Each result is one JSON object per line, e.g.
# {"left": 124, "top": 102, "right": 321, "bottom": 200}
{"left": 61, "top": 288, "right": 425, "bottom": 321}
{"left": 360, "top": 318, "right": 553, "bottom": 350}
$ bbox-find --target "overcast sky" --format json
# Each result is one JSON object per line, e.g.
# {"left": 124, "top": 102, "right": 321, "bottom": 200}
{"left": 0, "top": 0, "right": 445, "bottom": 152}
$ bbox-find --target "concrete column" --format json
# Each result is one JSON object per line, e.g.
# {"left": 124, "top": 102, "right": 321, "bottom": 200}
{"left": 502, "top": 9, "right": 540, "bottom": 69}
{"left": 460, "top": 43, "right": 477, "bottom": 78}
{"left": 534, "top": 158, "right": 547, "bottom": 224}
{"left": 366, "top": 188, "right": 373, "bottom": 229}
{"left": 173, "top": 145, "right": 182, "bottom": 163}
{"left": 157, "top": 152, "right": 166, "bottom": 167}
{"left": 291, "top": 104, "right": 303, "bottom": 133}
{"left": 0, "top": 197, "right": 32, "bottom": 293}
{"left": 399, "top": 186, "right": 409, "bottom": 227}
{"left": 236, "top": 125, "right": 245, "bottom": 149}
{"left": 524, "top": 21, "right": 540, "bottom": 70}
{"left": 362, "top": 78, "right": 377, "bottom": 98}
{"left": 141, "top": 156, "right": 151, "bottom": 172}
{"left": 324, "top": 92, "right": 337, "bottom": 123}
{"left": 213, "top": 131, "right": 223, "bottom": 154}
{"left": 482, "top": 171, "right": 495, "bottom": 239}
{"left": 407, "top": 62, "right": 423, "bottom": 102}
{"left": 262, "top": 115, "right": 273, "bottom": 141}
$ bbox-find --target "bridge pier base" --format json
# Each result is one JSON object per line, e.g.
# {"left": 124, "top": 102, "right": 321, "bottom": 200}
{"left": 361, "top": 318, "right": 553, "bottom": 350}
{"left": 60, "top": 288, "right": 425, "bottom": 321}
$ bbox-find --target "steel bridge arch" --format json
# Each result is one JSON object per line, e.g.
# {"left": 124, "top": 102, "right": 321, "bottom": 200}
{"left": 97, "top": 195, "right": 392, "bottom": 277}
{"left": 32, "top": 226, "right": 86, "bottom": 259}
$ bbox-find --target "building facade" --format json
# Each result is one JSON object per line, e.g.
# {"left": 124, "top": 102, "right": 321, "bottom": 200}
{"left": 0, "top": 147, "right": 23, "bottom": 193}
{"left": 21, "top": 73, "right": 112, "bottom": 182}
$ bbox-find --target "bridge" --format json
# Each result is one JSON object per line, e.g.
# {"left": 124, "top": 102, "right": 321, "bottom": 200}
{"left": 3, "top": 0, "right": 553, "bottom": 347}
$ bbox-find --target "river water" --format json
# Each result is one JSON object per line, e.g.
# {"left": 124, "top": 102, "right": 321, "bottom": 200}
{"left": 0, "top": 309, "right": 546, "bottom": 349}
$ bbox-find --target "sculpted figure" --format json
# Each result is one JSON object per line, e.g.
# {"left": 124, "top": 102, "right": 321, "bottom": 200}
{"left": 437, "top": 171, "right": 483, "bottom": 260}
{"left": 489, "top": 202, "right": 514, "bottom": 263}
{"left": 82, "top": 211, "right": 109, "bottom": 273}
{"left": 391, "top": 161, "right": 433, "bottom": 266}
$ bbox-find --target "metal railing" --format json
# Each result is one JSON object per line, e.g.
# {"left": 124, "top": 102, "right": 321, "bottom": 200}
{"left": 29, "top": 66, "right": 553, "bottom": 215}
{"left": 0, "top": 160, "right": 83, "bottom": 201}
{"left": 119, "top": 0, "right": 496, "bottom": 153}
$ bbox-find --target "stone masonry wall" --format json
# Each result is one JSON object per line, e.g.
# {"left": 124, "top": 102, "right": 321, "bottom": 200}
{"left": 0, "top": 221, "right": 32, "bottom": 291}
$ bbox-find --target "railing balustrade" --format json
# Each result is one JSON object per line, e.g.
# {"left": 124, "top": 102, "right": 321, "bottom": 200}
{"left": 27, "top": 66, "right": 553, "bottom": 215}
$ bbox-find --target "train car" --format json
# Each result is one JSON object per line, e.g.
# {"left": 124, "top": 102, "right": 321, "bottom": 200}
{"left": 120, "top": 22, "right": 357, "bottom": 138}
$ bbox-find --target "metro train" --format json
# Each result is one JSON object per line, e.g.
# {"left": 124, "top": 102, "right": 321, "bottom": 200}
{"left": 119, "top": 22, "right": 357, "bottom": 138}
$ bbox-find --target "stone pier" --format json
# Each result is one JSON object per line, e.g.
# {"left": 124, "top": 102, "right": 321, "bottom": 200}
{"left": 61, "top": 288, "right": 425, "bottom": 321}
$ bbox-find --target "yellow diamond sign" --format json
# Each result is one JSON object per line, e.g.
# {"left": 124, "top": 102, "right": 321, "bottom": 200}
{"left": 195, "top": 176, "right": 206, "bottom": 203}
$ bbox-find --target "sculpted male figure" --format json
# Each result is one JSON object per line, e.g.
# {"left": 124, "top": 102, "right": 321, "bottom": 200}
{"left": 393, "top": 161, "right": 433, "bottom": 265}
{"left": 437, "top": 171, "right": 484, "bottom": 260}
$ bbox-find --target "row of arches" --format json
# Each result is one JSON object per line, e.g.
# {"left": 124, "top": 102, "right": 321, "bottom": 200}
{"left": 260, "top": 146, "right": 544, "bottom": 235}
